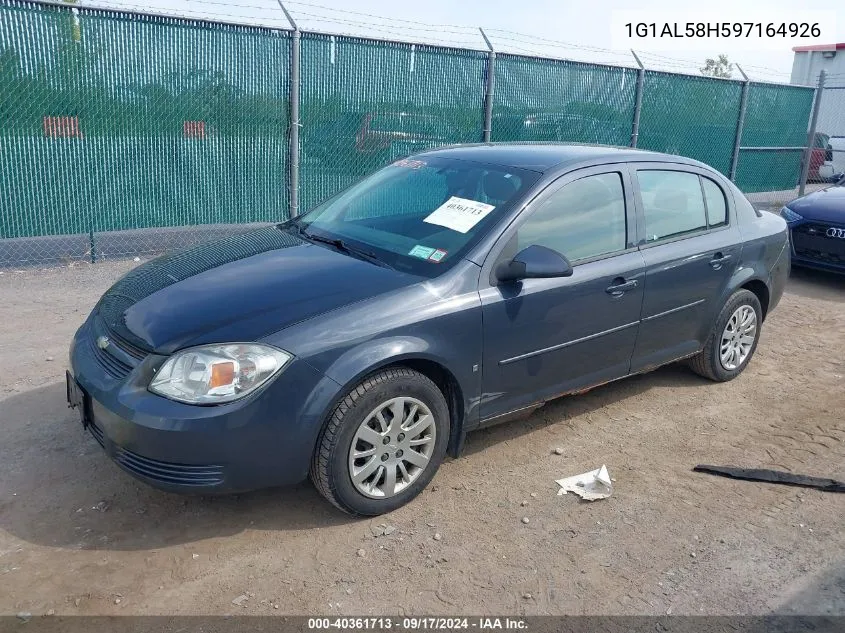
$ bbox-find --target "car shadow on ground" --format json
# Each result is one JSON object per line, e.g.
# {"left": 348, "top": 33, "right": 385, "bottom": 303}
{"left": 773, "top": 557, "right": 845, "bottom": 616}
{"left": 0, "top": 381, "right": 355, "bottom": 552}
{"left": 786, "top": 267, "right": 845, "bottom": 303}
{"left": 0, "top": 364, "right": 708, "bottom": 553}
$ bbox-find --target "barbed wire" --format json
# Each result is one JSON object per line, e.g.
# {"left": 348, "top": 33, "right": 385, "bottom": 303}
{"left": 636, "top": 49, "right": 790, "bottom": 77}
{"left": 289, "top": 11, "right": 486, "bottom": 40}
{"left": 68, "top": 0, "right": 799, "bottom": 83}
{"left": 484, "top": 30, "right": 633, "bottom": 59}
{"left": 290, "top": 19, "right": 484, "bottom": 48}
{"left": 284, "top": 0, "right": 479, "bottom": 31}
{"left": 77, "top": 0, "right": 290, "bottom": 27}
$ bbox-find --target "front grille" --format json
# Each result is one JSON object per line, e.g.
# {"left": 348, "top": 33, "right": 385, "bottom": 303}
{"left": 91, "top": 314, "right": 148, "bottom": 361}
{"left": 113, "top": 445, "right": 224, "bottom": 487}
{"left": 794, "top": 247, "right": 845, "bottom": 266}
{"left": 88, "top": 421, "right": 105, "bottom": 448}
{"left": 105, "top": 328, "right": 148, "bottom": 361}
{"left": 87, "top": 315, "right": 147, "bottom": 379}
{"left": 89, "top": 336, "right": 133, "bottom": 379}
{"left": 792, "top": 223, "right": 845, "bottom": 266}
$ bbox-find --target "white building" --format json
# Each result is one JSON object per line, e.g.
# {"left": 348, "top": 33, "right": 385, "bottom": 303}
{"left": 791, "top": 43, "right": 845, "bottom": 138}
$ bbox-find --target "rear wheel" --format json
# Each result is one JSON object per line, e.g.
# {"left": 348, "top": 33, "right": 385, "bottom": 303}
{"left": 688, "top": 289, "right": 762, "bottom": 382}
{"left": 310, "top": 368, "right": 449, "bottom": 516}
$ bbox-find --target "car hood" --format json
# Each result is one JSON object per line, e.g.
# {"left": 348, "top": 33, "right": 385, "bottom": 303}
{"left": 788, "top": 186, "right": 845, "bottom": 224}
{"left": 95, "top": 226, "right": 417, "bottom": 354}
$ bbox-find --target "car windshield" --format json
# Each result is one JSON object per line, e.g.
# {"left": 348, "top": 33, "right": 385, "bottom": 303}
{"left": 287, "top": 157, "right": 538, "bottom": 276}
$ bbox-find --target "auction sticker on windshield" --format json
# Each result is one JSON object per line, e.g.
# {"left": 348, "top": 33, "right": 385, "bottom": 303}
{"left": 408, "top": 244, "right": 436, "bottom": 259}
{"left": 424, "top": 196, "right": 496, "bottom": 234}
{"left": 428, "top": 249, "right": 448, "bottom": 262}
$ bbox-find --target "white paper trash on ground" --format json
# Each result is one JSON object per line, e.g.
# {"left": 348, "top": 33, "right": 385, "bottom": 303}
{"left": 556, "top": 465, "right": 612, "bottom": 501}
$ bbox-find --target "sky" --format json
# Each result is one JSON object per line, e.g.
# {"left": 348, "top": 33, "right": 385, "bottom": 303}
{"left": 76, "top": 0, "right": 844, "bottom": 83}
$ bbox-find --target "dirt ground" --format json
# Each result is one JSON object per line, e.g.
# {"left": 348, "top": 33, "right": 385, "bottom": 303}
{"left": 0, "top": 260, "right": 843, "bottom": 617}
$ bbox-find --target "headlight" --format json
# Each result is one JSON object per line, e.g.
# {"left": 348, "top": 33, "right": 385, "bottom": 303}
{"left": 779, "top": 206, "right": 803, "bottom": 224}
{"left": 149, "top": 344, "right": 291, "bottom": 404}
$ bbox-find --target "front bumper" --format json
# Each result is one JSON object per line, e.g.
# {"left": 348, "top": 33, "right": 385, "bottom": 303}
{"left": 69, "top": 318, "right": 340, "bottom": 493}
{"left": 789, "top": 222, "right": 845, "bottom": 275}
{"left": 790, "top": 252, "right": 845, "bottom": 274}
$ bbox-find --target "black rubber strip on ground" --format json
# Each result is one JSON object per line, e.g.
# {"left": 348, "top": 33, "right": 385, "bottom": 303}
{"left": 693, "top": 465, "right": 845, "bottom": 493}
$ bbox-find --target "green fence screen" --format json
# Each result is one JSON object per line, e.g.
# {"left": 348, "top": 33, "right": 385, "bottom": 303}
{"left": 637, "top": 71, "right": 743, "bottom": 177}
{"left": 300, "top": 34, "right": 485, "bottom": 211}
{"left": 0, "top": 1, "right": 818, "bottom": 264}
{"left": 734, "top": 82, "right": 815, "bottom": 193}
{"left": 492, "top": 54, "right": 637, "bottom": 147}
{"left": 0, "top": 1, "right": 290, "bottom": 240}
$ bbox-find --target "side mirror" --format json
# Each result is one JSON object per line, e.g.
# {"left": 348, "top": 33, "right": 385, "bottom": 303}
{"left": 494, "top": 244, "right": 573, "bottom": 284}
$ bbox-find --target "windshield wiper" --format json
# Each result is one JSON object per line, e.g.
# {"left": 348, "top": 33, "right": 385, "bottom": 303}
{"left": 301, "top": 230, "right": 393, "bottom": 270}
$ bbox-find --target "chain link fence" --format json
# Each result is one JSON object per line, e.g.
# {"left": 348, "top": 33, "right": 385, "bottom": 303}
{"left": 491, "top": 55, "right": 636, "bottom": 147}
{"left": 810, "top": 74, "right": 845, "bottom": 187}
{"left": 299, "top": 34, "right": 485, "bottom": 212}
{"left": 0, "top": 0, "right": 821, "bottom": 267}
{"left": 736, "top": 82, "right": 817, "bottom": 212}
{"left": 0, "top": 0, "right": 289, "bottom": 265}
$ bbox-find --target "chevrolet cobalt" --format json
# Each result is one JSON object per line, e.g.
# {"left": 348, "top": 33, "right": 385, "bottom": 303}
{"left": 68, "top": 145, "right": 790, "bottom": 515}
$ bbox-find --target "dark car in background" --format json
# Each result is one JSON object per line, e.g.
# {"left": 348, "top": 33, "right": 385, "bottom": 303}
{"left": 67, "top": 144, "right": 790, "bottom": 516}
{"left": 807, "top": 132, "right": 831, "bottom": 182}
{"left": 781, "top": 174, "right": 845, "bottom": 273}
{"left": 304, "top": 111, "right": 449, "bottom": 165}
{"left": 493, "top": 111, "right": 629, "bottom": 146}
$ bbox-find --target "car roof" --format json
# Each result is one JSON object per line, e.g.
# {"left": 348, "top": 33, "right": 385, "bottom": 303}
{"left": 416, "top": 143, "right": 707, "bottom": 174}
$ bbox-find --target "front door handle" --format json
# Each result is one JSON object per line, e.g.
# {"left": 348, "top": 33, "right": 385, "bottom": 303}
{"left": 606, "top": 278, "right": 639, "bottom": 296}
{"left": 710, "top": 253, "right": 733, "bottom": 269}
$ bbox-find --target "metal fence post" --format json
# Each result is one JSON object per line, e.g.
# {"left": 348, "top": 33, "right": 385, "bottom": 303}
{"left": 279, "top": 1, "right": 301, "bottom": 217}
{"left": 629, "top": 50, "right": 644, "bottom": 148}
{"left": 729, "top": 64, "right": 750, "bottom": 183}
{"left": 480, "top": 28, "right": 495, "bottom": 143}
{"left": 799, "top": 70, "right": 825, "bottom": 197}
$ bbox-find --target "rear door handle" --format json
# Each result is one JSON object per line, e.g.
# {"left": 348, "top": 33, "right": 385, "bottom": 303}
{"left": 606, "top": 278, "right": 639, "bottom": 296}
{"left": 710, "top": 253, "right": 733, "bottom": 269}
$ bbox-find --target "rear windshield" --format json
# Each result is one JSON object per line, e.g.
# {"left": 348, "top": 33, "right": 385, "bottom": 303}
{"left": 288, "top": 157, "right": 538, "bottom": 276}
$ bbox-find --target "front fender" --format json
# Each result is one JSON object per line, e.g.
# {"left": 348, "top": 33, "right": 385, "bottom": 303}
{"left": 322, "top": 335, "right": 442, "bottom": 387}
{"left": 314, "top": 335, "right": 479, "bottom": 457}
{"left": 263, "top": 262, "right": 485, "bottom": 445}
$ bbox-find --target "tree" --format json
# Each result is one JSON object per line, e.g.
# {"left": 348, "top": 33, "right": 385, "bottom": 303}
{"left": 700, "top": 54, "right": 733, "bottom": 79}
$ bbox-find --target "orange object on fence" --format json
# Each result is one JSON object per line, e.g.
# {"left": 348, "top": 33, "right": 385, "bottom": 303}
{"left": 43, "top": 116, "right": 82, "bottom": 138}
{"left": 183, "top": 120, "right": 206, "bottom": 138}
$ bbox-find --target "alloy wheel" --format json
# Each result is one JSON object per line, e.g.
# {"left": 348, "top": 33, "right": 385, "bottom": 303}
{"left": 348, "top": 397, "right": 436, "bottom": 499}
{"left": 719, "top": 305, "right": 757, "bottom": 371}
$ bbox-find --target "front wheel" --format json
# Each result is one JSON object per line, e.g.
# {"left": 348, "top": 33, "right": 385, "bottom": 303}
{"left": 310, "top": 368, "right": 450, "bottom": 516}
{"left": 687, "top": 289, "right": 763, "bottom": 382}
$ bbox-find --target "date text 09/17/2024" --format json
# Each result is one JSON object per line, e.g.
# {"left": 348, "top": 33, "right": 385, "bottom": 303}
{"left": 307, "top": 617, "right": 527, "bottom": 630}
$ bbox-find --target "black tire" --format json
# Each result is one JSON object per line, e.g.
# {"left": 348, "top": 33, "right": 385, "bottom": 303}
{"left": 310, "top": 367, "right": 450, "bottom": 516}
{"left": 687, "top": 289, "right": 763, "bottom": 382}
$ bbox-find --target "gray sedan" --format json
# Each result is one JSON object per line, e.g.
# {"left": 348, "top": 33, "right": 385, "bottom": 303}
{"left": 68, "top": 144, "right": 790, "bottom": 515}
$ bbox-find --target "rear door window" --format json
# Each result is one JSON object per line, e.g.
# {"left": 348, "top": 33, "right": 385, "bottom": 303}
{"left": 638, "top": 170, "right": 707, "bottom": 242}
{"left": 701, "top": 177, "right": 727, "bottom": 227}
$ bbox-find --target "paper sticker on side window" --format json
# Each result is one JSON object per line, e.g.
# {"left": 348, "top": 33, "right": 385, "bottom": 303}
{"left": 423, "top": 196, "right": 496, "bottom": 234}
